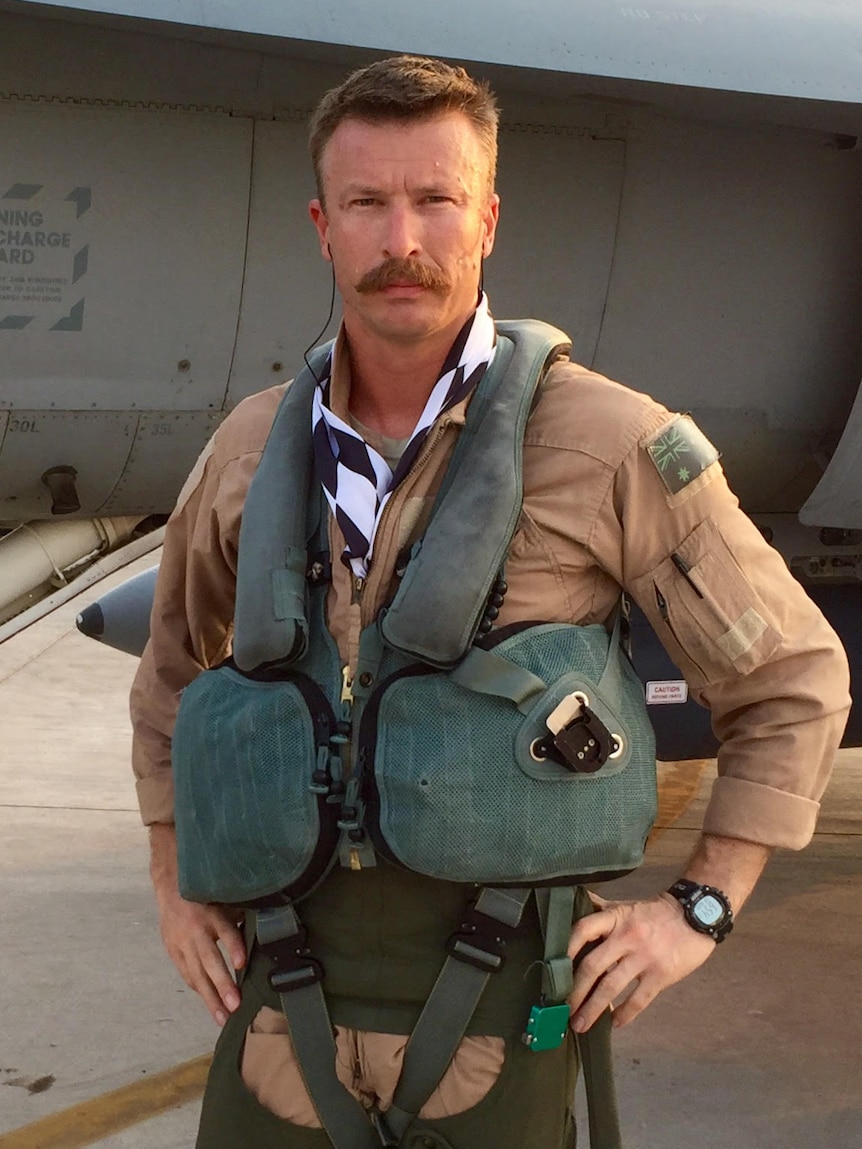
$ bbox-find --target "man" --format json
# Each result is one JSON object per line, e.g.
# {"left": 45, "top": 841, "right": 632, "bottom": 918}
{"left": 130, "top": 56, "right": 850, "bottom": 1148}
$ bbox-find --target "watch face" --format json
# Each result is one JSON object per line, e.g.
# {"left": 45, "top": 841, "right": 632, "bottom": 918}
{"left": 694, "top": 894, "right": 725, "bottom": 926}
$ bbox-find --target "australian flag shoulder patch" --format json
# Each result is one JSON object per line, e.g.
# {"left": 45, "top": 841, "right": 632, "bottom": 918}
{"left": 644, "top": 415, "right": 720, "bottom": 495}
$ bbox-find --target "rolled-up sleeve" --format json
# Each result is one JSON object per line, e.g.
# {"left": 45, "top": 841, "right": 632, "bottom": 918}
{"left": 596, "top": 416, "right": 851, "bottom": 849}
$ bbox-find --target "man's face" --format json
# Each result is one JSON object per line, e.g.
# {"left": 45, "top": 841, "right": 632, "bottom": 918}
{"left": 309, "top": 112, "right": 499, "bottom": 347}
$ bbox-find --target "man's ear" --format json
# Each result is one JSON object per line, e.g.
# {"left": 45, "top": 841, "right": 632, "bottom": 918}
{"left": 309, "top": 199, "right": 332, "bottom": 262}
{"left": 481, "top": 193, "right": 500, "bottom": 259}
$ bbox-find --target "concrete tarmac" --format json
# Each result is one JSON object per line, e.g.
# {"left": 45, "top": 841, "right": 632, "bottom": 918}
{"left": 0, "top": 558, "right": 859, "bottom": 1147}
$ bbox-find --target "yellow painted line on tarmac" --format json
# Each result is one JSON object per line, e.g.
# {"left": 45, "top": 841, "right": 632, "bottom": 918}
{"left": 649, "top": 758, "right": 711, "bottom": 845}
{"left": 0, "top": 1054, "right": 211, "bottom": 1149}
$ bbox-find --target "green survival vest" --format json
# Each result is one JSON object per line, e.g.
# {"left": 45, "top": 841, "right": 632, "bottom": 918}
{"left": 172, "top": 320, "right": 657, "bottom": 907}
{"left": 172, "top": 320, "right": 657, "bottom": 1149}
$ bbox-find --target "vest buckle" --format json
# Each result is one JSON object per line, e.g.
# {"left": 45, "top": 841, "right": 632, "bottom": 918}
{"left": 259, "top": 926, "right": 325, "bottom": 994}
{"left": 305, "top": 553, "right": 332, "bottom": 585}
{"left": 538, "top": 690, "right": 624, "bottom": 773}
{"left": 445, "top": 905, "right": 516, "bottom": 973}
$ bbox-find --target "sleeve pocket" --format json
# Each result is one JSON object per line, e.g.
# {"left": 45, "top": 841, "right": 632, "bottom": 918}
{"left": 632, "top": 518, "right": 783, "bottom": 689}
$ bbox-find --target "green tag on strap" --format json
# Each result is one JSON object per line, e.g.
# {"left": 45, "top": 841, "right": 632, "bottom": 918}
{"left": 521, "top": 1003, "right": 570, "bottom": 1052}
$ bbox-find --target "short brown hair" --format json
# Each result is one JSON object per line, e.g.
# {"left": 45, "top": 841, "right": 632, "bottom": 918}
{"left": 309, "top": 55, "right": 499, "bottom": 201}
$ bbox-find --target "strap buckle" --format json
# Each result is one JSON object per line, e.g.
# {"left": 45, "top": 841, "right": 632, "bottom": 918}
{"left": 258, "top": 925, "right": 325, "bottom": 994}
{"left": 445, "top": 905, "right": 515, "bottom": 973}
{"left": 534, "top": 690, "right": 623, "bottom": 773}
{"left": 306, "top": 553, "right": 332, "bottom": 586}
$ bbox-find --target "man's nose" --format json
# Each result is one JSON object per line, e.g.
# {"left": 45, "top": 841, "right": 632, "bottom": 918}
{"left": 381, "top": 204, "right": 421, "bottom": 260}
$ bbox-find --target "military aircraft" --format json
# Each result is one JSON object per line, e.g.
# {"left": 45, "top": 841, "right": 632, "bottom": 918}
{"left": 1, "top": 0, "right": 860, "bottom": 751}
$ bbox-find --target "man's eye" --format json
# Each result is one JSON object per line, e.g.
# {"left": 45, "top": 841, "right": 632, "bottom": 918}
{"left": 351, "top": 198, "right": 378, "bottom": 207}
{"left": 424, "top": 195, "right": 451, "bottom": 204}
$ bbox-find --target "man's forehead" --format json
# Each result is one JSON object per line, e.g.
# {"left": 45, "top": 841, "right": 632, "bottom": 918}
{"left": 320, "top": 112, "right": 488, "bottom": 185}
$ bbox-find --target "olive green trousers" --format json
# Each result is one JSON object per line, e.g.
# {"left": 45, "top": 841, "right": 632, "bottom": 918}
{"left": 196, "top": 950, "right": 578, "bottom": 1149}
{"left": 196, "top": 866, "right": 592, "bottom": 1148}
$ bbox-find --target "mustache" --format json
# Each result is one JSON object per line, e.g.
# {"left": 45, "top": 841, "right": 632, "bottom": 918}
{"left": 355, "top": 257, "right": 450, "bottom": 294}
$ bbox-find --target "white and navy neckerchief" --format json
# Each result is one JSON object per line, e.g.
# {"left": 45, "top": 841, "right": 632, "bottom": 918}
{"left": 312, "top": 293, "right": 496, "bottom": 579}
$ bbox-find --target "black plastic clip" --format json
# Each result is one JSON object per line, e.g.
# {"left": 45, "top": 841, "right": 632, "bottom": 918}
{"left": 446, "top": 906, "right": 515, "bottom": 973}
{"left": 532, "top": 692, "right": 622, "bottom": 774}
{"left": 259, "top": 926, "right": 324, "bottom": 995}
{"left": 306, "top": 553, "right": 332, "bottom": 586}
{"left": 551, "top": 705, "right": 616, "bottom": 773}
{"left": 337, "top": 805, "right": 360, "bottom": 832}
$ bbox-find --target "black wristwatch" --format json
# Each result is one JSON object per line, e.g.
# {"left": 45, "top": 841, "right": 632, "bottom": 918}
{"left": 666, "top": 879, "right": 734, "bottom": 943}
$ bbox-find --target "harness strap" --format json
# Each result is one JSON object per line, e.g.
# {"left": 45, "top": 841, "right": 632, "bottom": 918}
{"left": 255, "top": 905, "right": 380, "bottom": 1149}
{"left": 451, "top": 605, "right": 629, "bottom": 717}
{"left": 259, "top": 890, "right": 621, "bottom": 1149}
{"left": 566, "top": 889, "right": 623, "bottom": 1149}
{"left": 577, "top": 1010, "right": 622, "bottom": 1149}
{"left": 448, "top": 646, "right": 548, "bottom": 714}
{"left": 536, "top": 886, "right": 575, "bottom": 1002}
{"left": 381, "top": 887, "right": 533, "bottom": 1143}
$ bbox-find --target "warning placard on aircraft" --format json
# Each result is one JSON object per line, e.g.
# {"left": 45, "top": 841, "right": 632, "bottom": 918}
{"left": 0, "top": 184, "right": 90, "bottom": 331}
{"left": 645, "top": 680, "right": 689, "bottom": 705}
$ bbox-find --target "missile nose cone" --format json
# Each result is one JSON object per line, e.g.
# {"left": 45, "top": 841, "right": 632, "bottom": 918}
{"left": 74, "top": 565, "right": 157, "bottom": 656}
{"left": 76, "top": 603, "right": 105, "bottom": 639}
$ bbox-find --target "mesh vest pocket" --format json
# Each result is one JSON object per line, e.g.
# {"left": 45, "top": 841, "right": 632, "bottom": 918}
{"left": 173, "top": 666, "right": 331, "bottom": 904}
{"left": 370, "top": 625, "right": 657, "bottom": 886}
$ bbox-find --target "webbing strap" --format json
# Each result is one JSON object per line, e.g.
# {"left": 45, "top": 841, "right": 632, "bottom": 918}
{"left": 382, "top": 887, "right": 533, "bottom": 1142}
{"left": 597, "top": 605, "right": 627, "bottom": 699}
{"left": 535, "top": 888, "right": 623, "bottom": 1149}
{"left": 569, "top": 890, "right": 623, "bottom": 1149}
{"left": 536, "top": 886, "right": 575, "bottom": 1002}
{"left": 261, "top": 891, "right": 621, "bottom": 1149}
{"left": 451, "top": 605, "right": 629, "bottom": 723}
{"left": 448, "top": 646, "right": 548, "bottom": 714}
{"left": 578, "top": 1011, "right": 622, "bottom": 1149}
{"left": 255, "top": 907, "right": 380, "bottom": 1149}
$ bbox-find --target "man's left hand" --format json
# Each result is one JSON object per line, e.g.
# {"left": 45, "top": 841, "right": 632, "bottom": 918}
{"left": 567, "top": 891, "right": 716, "bottom": 1031}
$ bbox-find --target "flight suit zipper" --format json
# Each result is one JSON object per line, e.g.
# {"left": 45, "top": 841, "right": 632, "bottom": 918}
{"left": 341, "top": 663, "right": 354, "bottom": 708}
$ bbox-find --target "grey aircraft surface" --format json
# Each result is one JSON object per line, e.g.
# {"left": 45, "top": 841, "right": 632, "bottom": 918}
{"left": 1, "top": 0, "right": 861, "bottom": 753}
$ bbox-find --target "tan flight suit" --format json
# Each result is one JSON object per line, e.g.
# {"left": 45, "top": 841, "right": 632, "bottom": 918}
{"left": 130, "top": 331, "right": 850, "bottom": 1145}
